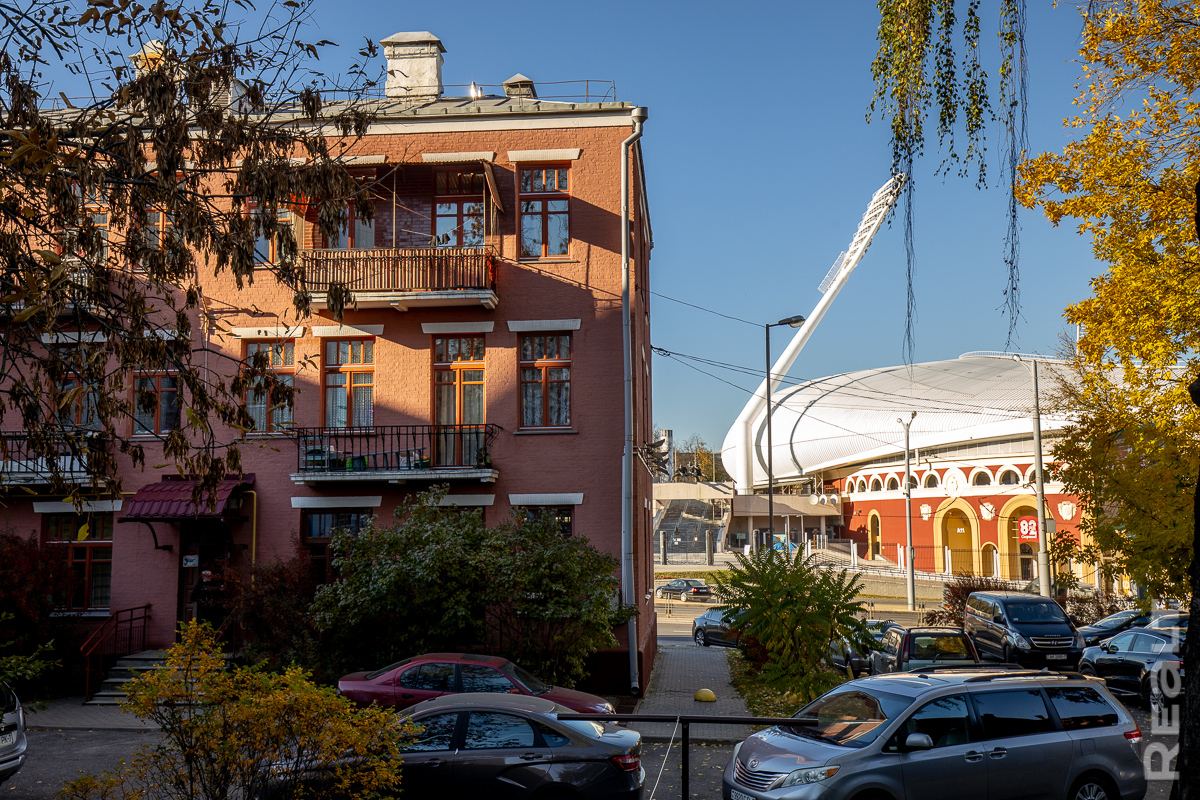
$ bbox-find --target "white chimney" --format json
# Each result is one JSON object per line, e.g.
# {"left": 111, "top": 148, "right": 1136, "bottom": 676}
{"left": 380, "top": 31, "right": 445, "bottom": 100}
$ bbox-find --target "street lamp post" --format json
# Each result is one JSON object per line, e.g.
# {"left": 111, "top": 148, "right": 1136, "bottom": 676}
{"left": 898, "top": 412, "right": 917, "bottom": 611}
{"left": 765, "top": 315, "right": 807, "bottom": 548}
{"left": 1011, "top": 355, "right": 1052, "bottom": 598}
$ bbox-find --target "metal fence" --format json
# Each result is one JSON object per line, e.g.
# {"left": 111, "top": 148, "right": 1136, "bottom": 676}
{"left": 293, "top": 424, "right": 500, "bottom": 473}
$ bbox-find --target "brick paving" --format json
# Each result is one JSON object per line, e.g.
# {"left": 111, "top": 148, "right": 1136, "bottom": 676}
{"left": 631, "top": 642, "right": 754, "bottom": 744}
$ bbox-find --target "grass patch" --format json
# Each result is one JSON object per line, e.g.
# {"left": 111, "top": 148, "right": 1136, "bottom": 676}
{"left": 726, "top": 649, "right": 849, "bottom": 721}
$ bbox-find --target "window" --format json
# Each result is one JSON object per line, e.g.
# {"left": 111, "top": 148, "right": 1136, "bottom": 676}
{"left": 404, "top": 713, "right": 458, "bottom": 752}
{"left": 433, "top": 336, "right": 485, "bottom": 466}
{"left": 463, "top": 712, "right": 536, "bottom": 750}
{"left": 524, "top": 506, "right": 573, "bottom": 537}
{"left": 519, "top": 334, "right": 570, "bottom": 428}
{"left": 972, "top": 690, "right": 1055, "bottom": 739}
{"left": 1045, "top": 687, "right": 1119, "bottom": 731}
{"left": 870, "top": 478, "right": 882, "bottom": 492}
{"left": 793, "top": 688, "right": 911, "bottom": 748}
{"left": 252, "top": 207, "right": 293, "bottom": 263}
{"left": 324, "top": 339, "right": 374, "bottom": 428}
{"left": 58, "top": 373, "right": 99, "bottom": 430}
{"left": 924, "top": 472, "right": 939, "bottom": 488}
{"left": 1000, "top": 470, "right": 1021, "bottom": 485}
{"left": 134, "top": 374, "right": 180, "bottom": 435}
{"left": 434, "top": 170, "right": 485, "bottom": 248}
{"left": 139, "top": 210, "right": 178, "bottom": 269}
{"left": 45, "top": 512, "right": 114, "bottom": 611}
{"left": 534, "top": 722, "right": 572, "bottom": 747}
{"left": 246, "top": 341, "right": 294, "bottom": 433}
{"left": 893, "top": 695, "right": 971, "bottom": 749}
{"left": 303, "top": 509, "right": 372, "bottom": 582}
{"left": 519, "top": 166, "right": 569, "bottom": 258}
{"left": 324, "top": 201, "right": 374, "bottom": 249}
{"left": 399, "top": 663, "right": 455, "bottom": 692}
{"left": 857, "top": 479, "right": 867, "bottom": 492}
{"left": 886, "top": 477, "right": 899, "bottom": 491}
{"left": 460, "top": 665, "right": 516, "bottom": 694}
{"left": 973, "top": 471, "right": 992, "bottom": 486}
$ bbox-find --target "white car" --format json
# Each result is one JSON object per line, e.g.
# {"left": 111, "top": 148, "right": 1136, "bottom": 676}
{"left": 0, "top": 682, "right": 27, "bottom": 786}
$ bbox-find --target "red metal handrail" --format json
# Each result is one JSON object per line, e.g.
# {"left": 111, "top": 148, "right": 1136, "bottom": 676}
{"left": 81, "top": 604, "right": 150, "bottom": 701}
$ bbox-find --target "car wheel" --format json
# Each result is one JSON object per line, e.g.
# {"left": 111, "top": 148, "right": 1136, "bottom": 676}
{"left": 695, "top": 629, "right": 707, "bottom": 647}
{"left": 1078, "top": 663, "right": 1097, "bottom": 678}
{"left": 1069, "top": 774, "right": 1118, "bottom": 800}
{"left": 1142, "top": 676, "right": 1163, "bottom": 714}
{"left": 655, "top": 588, "right": 663, "bottom": 598}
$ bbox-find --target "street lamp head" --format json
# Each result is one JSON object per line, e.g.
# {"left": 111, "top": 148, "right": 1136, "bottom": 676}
{"left": 778, "top": 314, "right": 807, "bottom": 328}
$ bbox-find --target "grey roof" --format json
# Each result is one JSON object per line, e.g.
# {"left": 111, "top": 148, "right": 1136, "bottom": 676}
{"left": 272, "top": 94, "right": 633, "bottom": 124}
{"left": 380, "top": 31, "right": 445, "bottom": 52}
{"left": 502, "top": 73, "right": 534, "bottom": 85}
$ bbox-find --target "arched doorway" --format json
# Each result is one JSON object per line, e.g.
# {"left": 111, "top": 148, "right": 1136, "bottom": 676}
{"left": 1004, "top": 504, "right": 1038, "bottom": 581}
{"left": 981, "top": 543, "right": 997, "bottom": 577}
{"left": 997, "top": 498, "right": 1039, "bottom": 581}
{"left": 942, "top": 509, "right": 973, "bottom": 573}
{"left": 869, "top": 513, "right": 881, "bottom": 559}
{"left": 1020, "top": 543, "right": 1035, "bottom": 582}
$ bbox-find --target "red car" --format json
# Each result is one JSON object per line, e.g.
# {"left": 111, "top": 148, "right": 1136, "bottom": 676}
{"left": 337, "top": 652, "right": 614, "bottom": 714}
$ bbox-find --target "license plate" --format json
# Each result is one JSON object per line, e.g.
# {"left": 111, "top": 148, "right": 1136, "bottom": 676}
{"left": 731, "top": 791, "right": 755, "bottom": 800}
{"left": 1046, "top": 654, "right": 1068, "bottom": 660}
{"left": 0, "top": 732, "right": 14, "bottom": 748}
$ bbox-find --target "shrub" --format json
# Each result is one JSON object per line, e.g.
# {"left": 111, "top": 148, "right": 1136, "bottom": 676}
{"left": 715, "top": 547, "right": 868, "bottom": 703}
{"left": 922, "top": 574, "right": 1017, "bottom": 627}
{"left": 1063, "top": 592, "right": 1132, "bottom": 626}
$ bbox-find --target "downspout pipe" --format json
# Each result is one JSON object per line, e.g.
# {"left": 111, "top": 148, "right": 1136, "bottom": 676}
{"left": 621, "top": 106, "right": 648, "bottom": 694}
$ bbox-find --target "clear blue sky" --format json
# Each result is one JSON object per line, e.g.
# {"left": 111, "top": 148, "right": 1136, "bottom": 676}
{"left": 51, "top": 0, "right": 1100, "bottom": 448}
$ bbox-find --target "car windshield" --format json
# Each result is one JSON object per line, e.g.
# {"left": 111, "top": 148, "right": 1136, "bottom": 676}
{"left": 500, "top": 661, "right": 550, "bottom": 695}
{"left": 1093, "top": 612, "right": 1133, "bottom": 630}
{"left": 1149, "top": 615, "right": 1189, "bottom": 629}
{"left": 792, "top": 688, "right": 911, "bottom": 748}
{"left": 1006, "top": 602, "right": 1068, "bottom": 624}
{"left": 683, "top": 580, "right": 706, "bottom": 588}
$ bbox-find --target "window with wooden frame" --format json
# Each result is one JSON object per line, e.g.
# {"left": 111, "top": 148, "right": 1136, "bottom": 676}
{"left": 56, "top": 345, "right": 100, "bottom": 430}
{"left": 433, "top": 336, "right": 485, "bottom": 466}
{"left": 324, "top": 339, "right": 374, "bottom": 428}
{"left": 137, "top": 209, "right": 179, "bottom": 270}
{"left": 323, "top": 201, "right": 375, "bottom": 250}
{"left": 519, "top": 166, "right": 569, "bottom": 259}
{"left": 519, "top": 334, "right": 571, "bottom": 428}
{"left": 434, "top": 169, "right": 486, "bottom": 248}
{"left": 246, "top": 340, "right": 295, "bottom": 433}
{"left": 133, "top": 373, "right": 180, "bottom": 435}
{"left": 523, "top": 506, "right": 573, "bottom": 537}
{"left": 302, "top": 509, "right": 372, "bottom": 583}
{"left": 251, "top": 206, "right": 293, "bottom": 263}
{"left": 44, "top": 512, "right": 114, "bottom": 611}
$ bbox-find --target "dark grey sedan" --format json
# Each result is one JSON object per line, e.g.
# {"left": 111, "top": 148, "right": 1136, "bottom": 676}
{"left": 692, "top": 607, "right": 740, "bottom": 648}
{"left": 258, "top": 693, "right": 643, "bottom": 799}
{"left": 656, "top": 579, "right": 711, "bottom": 602}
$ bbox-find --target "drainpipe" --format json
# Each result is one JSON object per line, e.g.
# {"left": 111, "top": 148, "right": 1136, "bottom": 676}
{"left": 246, "top": 490, "right": 258, "bottom": 574}
{"left": 621, "top": 106, "right": 648, "bottom": 695}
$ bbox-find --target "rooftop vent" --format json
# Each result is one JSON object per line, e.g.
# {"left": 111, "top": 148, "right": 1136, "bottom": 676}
{"left": 502, "top": 73, "right": 537, "bottom": 99}
{"left": 380, "top": 31, "right": 445, "bottom": 101}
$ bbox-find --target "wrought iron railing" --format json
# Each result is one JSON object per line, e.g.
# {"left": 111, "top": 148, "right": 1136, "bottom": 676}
{"left": 293, "top": 424, "right": 500, "bottom": 473}
{"left": 81, "top": 604, "right": 150, "bottom": 700}
{"left": 0, "top": 432, "right": 104, "bottom": 482}
{"left": 301, "top": 246, "right": 495, "bottom": 294}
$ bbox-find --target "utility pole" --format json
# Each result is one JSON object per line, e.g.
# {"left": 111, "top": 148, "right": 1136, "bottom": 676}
{"left": 899, "top": 412, "right": 917, "bottom": 610}
{"left": 1030, "top": 359, "right": 1052, "bottom": 598}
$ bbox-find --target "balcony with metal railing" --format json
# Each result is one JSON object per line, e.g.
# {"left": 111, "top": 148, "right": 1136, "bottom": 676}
{"left": 0, "top": 432, "right": 104, "bottom": 485}
{"left": 290, "top": 424, "right": 500, "bottom": 484}
{"left": 301, "top": 246, "right": 497, "bottom": 312}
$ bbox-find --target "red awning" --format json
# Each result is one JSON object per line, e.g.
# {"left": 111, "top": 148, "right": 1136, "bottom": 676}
{"left": 120, "top": 475, "right": 255, "bottom": 522}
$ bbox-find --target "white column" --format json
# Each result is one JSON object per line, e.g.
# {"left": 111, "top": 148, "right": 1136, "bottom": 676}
{"left": 851, "top": 545, "right": 858, "bottom": 568}
{"left": 993, "top": 548, "right": 1001, "bottom": 578}
{"left": 897, "top": 543, "right": 904, "bottom": 568}
{"left": 944, "top": 545, "right": 952, "bottom": 575}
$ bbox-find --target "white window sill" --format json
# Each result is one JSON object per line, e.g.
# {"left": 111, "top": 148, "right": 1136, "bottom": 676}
{"left": 514, "top": 428, "right": 578, "bottom": 435}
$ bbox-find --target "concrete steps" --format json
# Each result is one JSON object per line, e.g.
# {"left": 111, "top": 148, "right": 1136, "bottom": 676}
{"left": 85, "top": 650, "right": 168, "bottom": 706}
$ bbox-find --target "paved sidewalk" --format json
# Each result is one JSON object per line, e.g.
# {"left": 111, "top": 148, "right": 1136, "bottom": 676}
{"left": 631, "top": 643, "right": 754, "bottom": 744}
{"left": 24, "top": 696, "right": 157, "bottom": 732}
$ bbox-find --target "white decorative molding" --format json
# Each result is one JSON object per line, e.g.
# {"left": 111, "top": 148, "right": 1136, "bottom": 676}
{"left": 508, "top": 493, "right": 584, "bottom": 506}
{"left": 507, "top": 319, "right": 582, "bottom": 332}
{"left": 507, "top": 149, "right": 582, "bottom": 162}
{"left": 34, "top": 500, "right": 123, "bottom": 514}
{"left": 42, "top": 332, "right": 107, "bottom": 344}
{"left": 344, "top": 154, "right": 389, "bottom": 165}
{"left": 311, "top": 324, "right": 384, "bottom": 337}
{"left": 290, "top": 496, "right": 382, "bottom": 509}
{"left": 920, "top": 504, "right": 933, "bottom": 521}
{"left": 422, "top": 151, "right": 496, "bottom": 163}
{"left": 980, "top": 502, "right": 996, "bottom": 521}
{"left": 421, "top": 321, "right": 494, "bottom": 334}
{"left": 942, "top": 468, "right": 968, "bottom": 498}
{"left": 438, "top": 494, "right": 495, "bottom": 507}
{"left": 1058, "top": 501, "right": 1077, "bottom": 521}
{"left": 229, "top": 326, "right": 304, "bottom": 339}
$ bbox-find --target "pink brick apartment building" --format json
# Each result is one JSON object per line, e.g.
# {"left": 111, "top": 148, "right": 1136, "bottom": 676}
{"left": 9, "top": 32, "right": 657, "bottom": 691}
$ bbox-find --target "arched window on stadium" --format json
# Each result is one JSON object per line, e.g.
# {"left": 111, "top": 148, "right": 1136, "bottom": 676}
{"left": 886, "top": 477, "right": 899, "bottom": 491}
{"left": 999, "top": 470, "right": 1020, "bottom": 486}
{"left": 857, "top": 479, "right": 867, "bottom": 492}
{"left": 870, "top": 478, "right": 882, "bottom": 492}
{"left": 972, "top": 471, "right": 992, "bottom": 486}
{"left": 924, "top": 472, "right": 939, "bottom": 488}
{"left": 908, "top": 475, "right": 918, "bottom": 489}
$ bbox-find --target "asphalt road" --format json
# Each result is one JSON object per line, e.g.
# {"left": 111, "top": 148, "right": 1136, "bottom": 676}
{"left": 2, "top": 730, "right": 160, "bottom": 798}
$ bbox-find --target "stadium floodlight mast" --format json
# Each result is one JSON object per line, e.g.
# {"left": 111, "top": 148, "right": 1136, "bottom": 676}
{"left": 765, "top": 314, "right": 807, "bottom": 546}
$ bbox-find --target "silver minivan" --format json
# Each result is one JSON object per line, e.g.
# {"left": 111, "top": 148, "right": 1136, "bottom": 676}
{"left": 723, "top": 667, "right": 1146, "bottom": 800}
{"left": 0, "top": 682, "right": 27, "bottom": 786}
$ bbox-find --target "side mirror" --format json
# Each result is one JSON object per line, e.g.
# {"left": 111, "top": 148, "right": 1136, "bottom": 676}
{"left": 1070, "top": 615, "right": 1079, "bottom": 626}
{"left": 1100, "top": 643, "right": 1112, "bottom": 653}
{"left": 905, "top": 733, "right": 934, "bottom": 751}
{"left": 993, "top": 613, "right": 1005, "bottom": 623}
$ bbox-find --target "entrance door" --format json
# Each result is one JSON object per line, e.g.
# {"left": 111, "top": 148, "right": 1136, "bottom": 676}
{"left": 1019, "top": 544, "right": 1034, "bottom": 582}
{"left": 177, "top": 524, "right": 232, "bottom": 634}
{"left": 943, "top": 510, "right": 973, "bottom": 573}
{"left": 869, "top": 515, "right": 881, "bottom": 559}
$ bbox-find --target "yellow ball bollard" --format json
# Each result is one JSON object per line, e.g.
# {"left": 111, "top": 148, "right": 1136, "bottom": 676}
{"left": 694, "top": 688, "right": 717, "bottom": 702}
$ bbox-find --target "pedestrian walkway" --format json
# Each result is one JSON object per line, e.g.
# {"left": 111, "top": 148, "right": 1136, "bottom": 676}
{"left": 631, "top": 643, "right": 754, "bottom": 744}
{"left": 25, "top": 696, "right": 157, "bottom": 732}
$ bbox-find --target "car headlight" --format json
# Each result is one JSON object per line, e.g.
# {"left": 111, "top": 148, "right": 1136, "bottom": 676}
{"left": 1073, "top": 631, "right": 1085, "bottom": 648}
{"left": 1011, "top": 634, "right": 1032, "bottom": 650}
{"left": 779, "top": 766, "right": 840, "bottom": 788}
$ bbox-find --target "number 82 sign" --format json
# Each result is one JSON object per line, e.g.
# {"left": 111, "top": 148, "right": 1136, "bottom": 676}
{"left": 1018, "top": 516, "right": 1040, "bottom": 541}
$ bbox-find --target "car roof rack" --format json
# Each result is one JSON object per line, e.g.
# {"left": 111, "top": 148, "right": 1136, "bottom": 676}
{"left": 909, "top": 664, "right": 1029, "bottom": 674}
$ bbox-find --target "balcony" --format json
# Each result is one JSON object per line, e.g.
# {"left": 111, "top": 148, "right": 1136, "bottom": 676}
{"left": 301, "top": 247, "right": 498, "bottom": 312}
{"left": 0, "top": 432, "right": 103, "bottom": 486}
{"left": 290, "top": 424, "right": 501, "bottom": 485}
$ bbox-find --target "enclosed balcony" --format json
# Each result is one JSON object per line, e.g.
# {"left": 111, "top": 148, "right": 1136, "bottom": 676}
{"left": 301, "top": 247, "right": 498, "bottom": 312}
{"left": 0, "top": 432, "right": 103, "bottom": 486}
{"left": 290, "top": 424, "right": 500, "bottom": 484}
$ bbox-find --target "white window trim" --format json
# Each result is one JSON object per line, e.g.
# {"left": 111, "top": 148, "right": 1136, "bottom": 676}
{"left": 423, "top": 151, "right": 496, "bottom": 163}
{"left": 438, "top": 495, "right": 496, "bottom": 507}
{"left": 42, "top": 332, "right": 107, "bottom": 344}
{"left": 508, "top": 149, "right": 582, "bottom": 162}
{"left": 291, "top": 496, "right": 382, "bottom": 509}
{"left": 34, "top": 500, "right": 123, "bottom": 514}
{"left": 507, "top": 319, "right": 581, "bottom": 332}
{"left": 311, "top": 324, "right": 384, "bottom": 337}
{"left": 508, "top": 493, "right": 584, "bottom": 506}
{"left": 230, "top": 326, "right": 305, "bottom": 339}
{"left": 421, "top": 322, "right": 494, "bottom": 334}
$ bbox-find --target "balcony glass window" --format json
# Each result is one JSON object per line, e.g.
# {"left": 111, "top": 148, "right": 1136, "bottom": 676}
{"left": 325, "top": 339, "right": 374, "bottom": 428}
{"left": 246, "top": 341, "right": 294, "bottom": 433}
{"left": 435, "top": 169, "right": 485, "bottom": 248}
{"left": 325, "top": 202, "right": 375, "bottom": 249}
{"left": 519, "top": 334, "right": 571, "bottom": 428}
{"left": 252, "top": 207, "right": 293, "bottom": 263}
{"left": 134, "top": 374, "right": 180, "bottom": 435}
{"left": 138, "top": 210, "right": 179, "bottom": 270}
{"left": 44, "top": 512, "right": 114, "bottom": 611}
{"left": 519, "top": 166, "right": 569, "bottom": 259}
{"left": 434, "top": 336, "right": 486, "bottom": 466}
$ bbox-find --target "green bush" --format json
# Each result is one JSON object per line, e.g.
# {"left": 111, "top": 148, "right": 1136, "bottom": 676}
{"left": 715, "top": 547, "right": 868, "bottom": 703}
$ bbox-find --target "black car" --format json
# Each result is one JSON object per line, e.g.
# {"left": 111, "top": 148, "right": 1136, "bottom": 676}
{"left": 0, "top": 682, "right": 26, "bottom": 786}
{"left": 1077, "top": 608, "right": 1153, "bottom": 646}
{"left": 692, "top": 606, "right": 740, "bottom": 648}
{"left": 828, "top": 620, "right": 902, "bottom": 675}
{"left": 258, "top": 693, "right": 643, "bottom": 799}
{"left": 867, "top": 626, "right": 981, "bottom": 674}
{"left": 964, "top": 590, "right": 1084, "bottom": 669}
{"left": 655, "top": 578, "right": 711, "bottom": 602}
{"left": 1145, "top": 612, "right": 1189, "bottom": 631}
{"left": 1079, "top": 627, "right": 1186, "bottom": 712}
